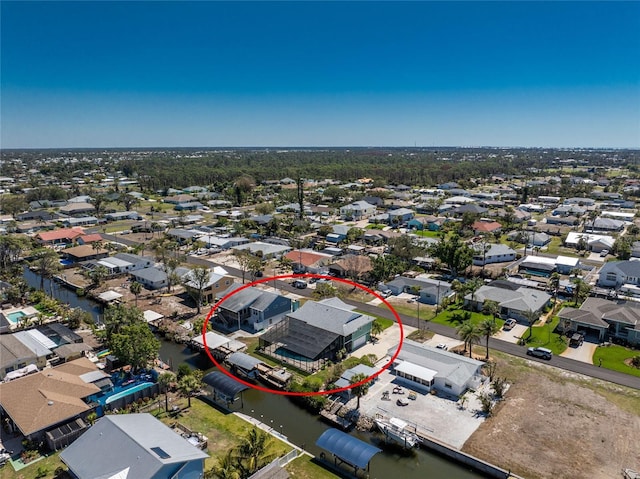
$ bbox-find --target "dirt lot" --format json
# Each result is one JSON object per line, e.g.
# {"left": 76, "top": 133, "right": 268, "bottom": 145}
{"left": 462, "top": 352, "right": 640, "bottom": 479}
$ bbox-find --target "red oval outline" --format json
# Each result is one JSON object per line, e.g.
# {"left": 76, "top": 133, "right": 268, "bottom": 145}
{"left": 202, "top": 273, "right": 403, "bottom": 396}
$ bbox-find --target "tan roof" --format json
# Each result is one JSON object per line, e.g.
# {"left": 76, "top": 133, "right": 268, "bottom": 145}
{"left": 0, "top": 357, "right": 101, "bottom": 435}
{"left": 62, "top": 244, "right": 107, "bottom": 259}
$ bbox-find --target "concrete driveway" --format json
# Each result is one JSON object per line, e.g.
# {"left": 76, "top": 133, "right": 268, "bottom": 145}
{"left": 425, "top": 333, "right": 464, "bottom": 350}
{"left": 560, "top": 341, "right": 598, "bottom": 364}
{"left": 494, "top": 324, "right": 528, "bottom": 344}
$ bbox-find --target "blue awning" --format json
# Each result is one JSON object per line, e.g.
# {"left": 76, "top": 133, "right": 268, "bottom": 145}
{"left": 316, "top": 428, "right": 381, "bottom": 469}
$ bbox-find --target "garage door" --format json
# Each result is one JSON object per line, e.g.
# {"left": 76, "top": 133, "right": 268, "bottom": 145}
{"left": 352, "top": 334, "right": 368, "bottom": 350}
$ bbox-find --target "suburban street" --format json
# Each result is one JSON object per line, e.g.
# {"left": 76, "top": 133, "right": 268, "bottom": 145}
{"left": 187, "top": 256, "right": 640, "bottom": 390}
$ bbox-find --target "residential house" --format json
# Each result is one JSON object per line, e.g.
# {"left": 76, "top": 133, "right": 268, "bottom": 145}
{"left": 452, "top": 204, "right": 488, "bottom": 217}
{"left": 164, "top": 194, "right": 197, "bottom": 204}
{"left": 16, "top": 210, "right": 55, "bottom": 222}
{"left": 387, "top": 340, "right": 484, "bottom": 396}
{"left": 62, "top": 245, "right": 108, "bottom": 263}
{"left": 217, "top": 283, "right": 292, "bottom": 332}
{"left": 552, "top": 205, "right": 587, "bottom": 217}
{"left": 182, "top": 266, "right": 234, "bottom": 305}
{"left": 166, "top": 228, "right": 202, "bottom": 245}
{"left": 564, "top": 232, "right": 614, "bottom": 253}
{"left": 232, "top": 241, "right": 291, "bottom": 259}
{"left": 585, "top": 217, "right": 626, "bottom": 233}
{"left": 545, "top": 215, "right": 579, "bottom": 226}
{"left": 464, "top": 282, "right": 551, "bottom": 322}
{"left": 471, "top": 220, "right": 502, "bottom": 236}
{"left": 598, "top": 261, "right": 640, "bottom": 289}
{"left": 380, "top": 276, "right": 452, "bottom": 305}
{"left": 200, "top": 235, "right": 250, "bottom": 250}
{"left": 58, "top": 202, "right": 96, "bottom": 217}
{"left": 558, "top": 297, "right": 640, "bottom": 345}
{"left": 387, "top": 207, "right": 415, "bottom": 226}
{"left": 104, "top": 211, "right": 143, "bottom": 221}
{"left": 175, "top": 201, "right": 204, "bottom": 211}
{"left": 77, "top": 233, "right": 104, "bottom": 245}
{"left": 0, "top": 358, "right": 101, "bottom": 441}
{"left": 37, "top": 227, "right": 85, "bottom": 246}
{"left": 60, "top": 414, "right": 208, "bottom": 479}
{"left": 518, "top": 255, "right": 579, "bottom": 276}
{"left": 334, "top": 364, "right": 378, "bottom": 398}
{"left": 0, "top": 334, "right": 40, "bottom": 379}
{"left": 131, "top": 267, "right": 169, "bottom": 290}
{"left": 284, "top": 249, "right": 333, "bottom": 274}
{"left": 62, "top": 216, "right": 99, "bottom": 227}
{"left": 340, "top": 201, "right": 376, "bottom": 220}
{"left": 472, "top": 243, "right": 516, "bottom": 266}
{"left": 328, "top": 255, "right": 373, "bottom": 279}
{"left": 259, "top": 297, "right": 374, "bottom": 362}
{"left": 407, "top": 215, "right": 444, "bottom": 231}
{"left": 564, "top": 197, "right": 596, "bottom": 206}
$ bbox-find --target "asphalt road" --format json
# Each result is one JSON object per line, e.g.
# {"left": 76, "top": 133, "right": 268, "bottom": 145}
{"left": 192, "top": 258, "right": 640, "bottom": 390}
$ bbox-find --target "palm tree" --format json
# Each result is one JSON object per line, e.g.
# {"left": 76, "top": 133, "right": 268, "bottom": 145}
{"left": 158, "top": 371, "right": 175, "bottom": 412}
{"left": 451, "top": 279, "right": 463, "bottom": 303}
{"left": 129, "top": 281, "right": 142, "bottom": 307}
{"left": 482, "top": 299, "right": 500, "bottom": 320}
{"left": 478, "top": 319, "right": 501, "bottom": 360}
{"left": 178, "top": 373, "right": 201, "bottom": 408}
{"left": 548, "top": 272, "right": 561, "bottom": 304}
{"left": 205, "top": 450, "right": 240, "bottom": 479}
{"left": 371, "top": 320, "right": 384, "bottom": 340}
{"left": 457, "top": 322, "right": 481, "bottom": 358}
{"left": 523, "top": 309, "right": 539, "bottom": 339}
{"left": 236, "top": 428, "right": 274, "bottom": 476}
{"left": 349, "top": 373, "right": 371, "bottom": 409}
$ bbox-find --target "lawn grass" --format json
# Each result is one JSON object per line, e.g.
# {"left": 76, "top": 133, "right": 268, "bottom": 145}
{"left": 430, "top": 304, "right": 505, "bottom": 329}
{"left": 153, "top": 397, "right": 292, "bottom": 471}
{"left": 592, "top": 344, "right": 640, "bottom": 378}
{"left": 521, "top": 316, "right": 568, "bottom": 355}
{"left": 413, "top": 229, "right": 442, "bottom": 238}
{"left": 286, "top": 455, "right": 340, "bottom": 479}
{"left": 0, "top": 451, "right": 65, "bottom": 479}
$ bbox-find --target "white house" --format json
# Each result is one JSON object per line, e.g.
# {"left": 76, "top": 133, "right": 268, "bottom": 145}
{"left": 387, "top": 340, "right": 484, "bottom": 396}
{"left": 472, "top": 243, "right": 516, "bottom": 266}
{"left": 339, "top": 201, "right": 376, "bottom": 220}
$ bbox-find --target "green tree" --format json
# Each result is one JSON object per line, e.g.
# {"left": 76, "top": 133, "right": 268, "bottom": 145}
{"left": 482, "top": 299, "right": 500, "bottom": 320}
{"left": 31, "top": 248, "right": 61, "bottom": 293}
{"left": 349, "top": 372, "right": 372, "bottom": 409}
{"left": 456, "top": 322, "right": 481, "bottom": 358}
{"left": 313, "top": 281, "right": 338, "bottom": 300}
{"left": 129, "top": 281, "right": 142, "bottom": 307}
{"left": 234, "top": 250, "right": 261, "bottom": 284}
{"left": 388, "top": 235, "right": 424, "bottom": 262}
{"left": 0, "top": 235, "right": 29, "bottom": 274}
{"left": 158, "top": 372, "right": 175, "bottom": 412}
{"left": 523, "top": 309, "right": 539, "bottom": 339}
{"left": 185, "top": 267, "right": 211, "bottom": 314}
{"left": 178, "top": 373, "right": 201, "bottom": 407}
{"left": 205, "top": 450, "right": 240, "bottom": 479}
{"left": 478, "top": 319, "right": 501, "bottom": 360}
{"left": 429, "top": 235, "right": 473, "bottom": 278}
{"left": 371, "top": 319, "right": 384, "bottom": 339}
{"left": 236, "top": 428, "right": 274, "bottom": 476}
{"left": 370, "top": 254, "right": 406, "bottom": 282}
{"left": 88, "top": 265, "right": 108, "bottom": 289}
{"left": 548, "top": 272, "right": 561, "bottom": 303}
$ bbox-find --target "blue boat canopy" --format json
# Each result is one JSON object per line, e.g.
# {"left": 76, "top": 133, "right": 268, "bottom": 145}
{"left": 315, "top": 428, "right": 381, "bottom": 469}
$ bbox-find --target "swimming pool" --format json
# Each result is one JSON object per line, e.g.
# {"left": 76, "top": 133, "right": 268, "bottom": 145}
{"left": 274, "top": 347, "right": 312, "bottom": 362}
{"left": 6, "top": 311, "right": 26, "bottom": 324}
{"left": 105, "top": 382, "right": 154, "bottom": 405}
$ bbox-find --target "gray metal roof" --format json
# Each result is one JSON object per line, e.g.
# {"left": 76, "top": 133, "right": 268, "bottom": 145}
{"left": 286, "top": 298, "right": 373, "bottom": 337}
{"left": 219, "top": 284, "right": 264, "bottom": 312}
{"left": 226, "top": 352, "right": 264, "bottom": 371}
{"left": 60, "top": 413, "right": 208, "bottom": 479}
{"left": 469, "top": 285, "right": 551, "bottom": 313}
{"left": 202, "top": 371, "right": 249, "bottom": 398}
{"left": 316, "top": 428, "right": 380, "bottom": 469}
{"left": 132, "top": 267, "right": 167, "bottom": 282}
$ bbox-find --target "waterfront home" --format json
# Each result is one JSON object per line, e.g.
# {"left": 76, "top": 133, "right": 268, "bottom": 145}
{"left": 0, "top": 358, "right": 101, "bottom": 442}
{"left": 464, "top": 282, "right": 551, "bottom": 323}
{"left": 387, "top": 340, "right": 484, "bottom": 396}
{"left": 216, "top": 283, "right": 292, "bottom": 332}
{"left": 37, "top": 227, "right": 85, "bottom": 246}
{"left": 130, "top": 267, "right": 168, "bottom": 290}
{"left": 60, "top": 414, "right": 208, "bottom": 479}
{"left": 557, "top": 297, "right": 640, "bottom": 345}
{"left": 62, "top": 244, "right": 108, "bottom": 263}
{"left": 259, "top": 297, "right": 374, "bottom": 365}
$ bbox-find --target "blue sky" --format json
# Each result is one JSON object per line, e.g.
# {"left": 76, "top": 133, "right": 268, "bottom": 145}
{"left": 1, "top": 1, "right": 639, "bottom": 148}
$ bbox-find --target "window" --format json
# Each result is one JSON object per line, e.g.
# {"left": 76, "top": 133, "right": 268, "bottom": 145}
{"left": 444, "top": 382, "right": 452, "bottom": 389}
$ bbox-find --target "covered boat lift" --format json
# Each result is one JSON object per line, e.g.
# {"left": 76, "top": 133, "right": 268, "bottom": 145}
{"left": 202, "top": 371, "right": 249, "bottom": 409}
{"left": 316, "top": 428, "right": 381, "bottom": 477}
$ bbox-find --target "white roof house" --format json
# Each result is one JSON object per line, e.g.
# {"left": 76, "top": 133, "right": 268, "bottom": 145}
{"left": 387, "top": 340, "right": 484, "bottom": 397}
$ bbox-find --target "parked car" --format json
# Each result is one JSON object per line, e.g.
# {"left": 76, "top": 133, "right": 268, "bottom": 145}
{"left": 292, "top": 279, "right": 308, "bottom": 289}
{"left": 600, "top": 249, "right": 609, "bottom": 257}
{"left": 503, "top": 319, "right": 517, "bottom": 331}
{"left": 380, "top": 289, "right": 392, "bottom": 298}
{"left": 527, "top": 347, "right": 552, "bottom": 360}
{"left": 569, "top": 333, "right": 585, "bottom": 347}
{"left": 435, "top": 343, "right": 448, "bottom": 350}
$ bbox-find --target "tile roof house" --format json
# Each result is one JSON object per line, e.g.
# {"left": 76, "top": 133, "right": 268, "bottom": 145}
{"left": 60, "top": 413, "right": 208, "bottom": 479}
{"left": 284, "top": 249, "right": 333, "bottom": 274}
{"left": 37, "top": 227, "right": 85, "bottom": 245}
{"left": 558, "top": 297, "right": 640, "bottom": 345}
{"left": 0, "top": 358, "right": 101, "bottom": 439}
{"left": 464, "top": 283, "right": 551, "bottom": 323}
{"left": 471, "top": 220, "right": 502, "bottom": 235}
{"left": 387, "top": 340, "right": 484, "bottom": 397}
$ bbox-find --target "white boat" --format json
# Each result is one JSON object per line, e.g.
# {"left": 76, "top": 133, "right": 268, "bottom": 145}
{"left": 374, "top": 417, "right": 419, "bottom": 448}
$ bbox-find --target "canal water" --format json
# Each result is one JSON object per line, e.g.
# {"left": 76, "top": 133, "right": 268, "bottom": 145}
{"left": 26, "top": 269, "right": 483, "bottom": 478}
